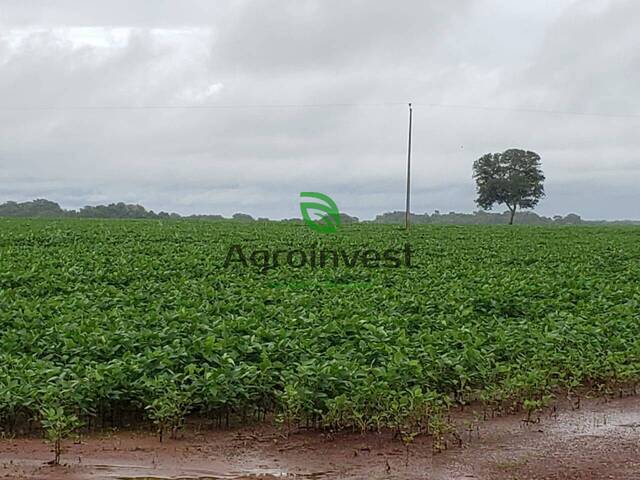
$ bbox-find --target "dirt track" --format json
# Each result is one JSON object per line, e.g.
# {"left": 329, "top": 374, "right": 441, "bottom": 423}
{"left": 1, "top": 395, "right": 639, "bottom": 480}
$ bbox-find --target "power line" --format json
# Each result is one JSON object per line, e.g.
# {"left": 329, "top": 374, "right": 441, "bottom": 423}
{"left": 0, "top": 101, "right": 638, "bottom": 118}
{"left": 412, "top": 102, "right": 640, "bottom": 119}
{"left": 0, "top": 102, "right": 406, "bottom": 111}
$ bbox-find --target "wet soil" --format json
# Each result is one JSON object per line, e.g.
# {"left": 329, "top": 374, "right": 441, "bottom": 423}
{"left": 1, "top": 395, "right": 638, "bottom": 480}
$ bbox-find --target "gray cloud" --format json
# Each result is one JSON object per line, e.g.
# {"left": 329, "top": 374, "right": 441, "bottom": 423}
{"left": 0, "top": 0, "right": 638, "bottom": 219}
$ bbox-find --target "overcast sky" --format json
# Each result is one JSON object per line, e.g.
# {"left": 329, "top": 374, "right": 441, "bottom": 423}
{"left": 0, "top": 0, "right": 638, "bottom": 219}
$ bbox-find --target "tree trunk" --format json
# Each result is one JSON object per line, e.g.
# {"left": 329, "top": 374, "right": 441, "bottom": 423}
{"left": 508, "top": 206, "right": 517, "bottom": 225}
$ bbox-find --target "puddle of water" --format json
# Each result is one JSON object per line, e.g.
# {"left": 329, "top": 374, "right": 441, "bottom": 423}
{"left": 233, "top": 467, "right": 334, "bottom": 478}
{"left": 547, "top": 401, "right": 640, "bottom": 438}
{"left": 117, "top": 477, "right": 223, "bottom": 480}
{"left": 117, "top": 467, "right": 335, "bottom": 480}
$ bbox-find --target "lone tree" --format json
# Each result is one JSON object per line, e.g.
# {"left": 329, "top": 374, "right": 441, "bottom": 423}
{"left": 473, "top": 149, "right": 545, "bottom": 225}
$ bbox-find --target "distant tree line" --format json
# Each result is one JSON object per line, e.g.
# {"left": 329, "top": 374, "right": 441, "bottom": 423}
{"left": 373, "top": 210, "right": 590, "bottom": 225}
{"left": 0, "top": 198, "right": 637, "bottom": 225}
{"left": 0, "top": 199, "right": 362, "bottom": 223}
{"left": 0, "top": 199, "right": 179, "bottom": 219}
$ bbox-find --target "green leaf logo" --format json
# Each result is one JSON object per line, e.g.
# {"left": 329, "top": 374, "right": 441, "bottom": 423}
{"left": 300, "top": 192, "right": 341, "bottom": 234}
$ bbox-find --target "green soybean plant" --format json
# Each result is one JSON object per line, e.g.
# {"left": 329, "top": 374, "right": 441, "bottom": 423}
{"left": 144, "top": 380, "right": 192, "bottom": 442}
{"left": 39, "top": 406, "right": 82, "bottom": 465}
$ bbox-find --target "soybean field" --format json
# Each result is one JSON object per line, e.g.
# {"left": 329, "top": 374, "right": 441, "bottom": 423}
{"left": 0, "top": 219, "right": 639, "bottom": 439}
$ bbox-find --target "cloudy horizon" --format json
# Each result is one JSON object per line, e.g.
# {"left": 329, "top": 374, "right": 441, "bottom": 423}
{"left": 1, "top": 0, "right": 639, "bottom": 220}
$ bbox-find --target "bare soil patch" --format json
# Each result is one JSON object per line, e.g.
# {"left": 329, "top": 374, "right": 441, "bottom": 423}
{"left": 1, "top": 396, "right": 638, "bottom": 480}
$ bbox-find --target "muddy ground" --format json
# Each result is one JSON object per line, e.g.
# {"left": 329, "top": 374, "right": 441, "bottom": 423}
{"left": 1, "top": 395, "right": 638, "bottom": 480}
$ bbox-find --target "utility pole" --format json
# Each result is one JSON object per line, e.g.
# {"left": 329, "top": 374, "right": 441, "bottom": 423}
{"left": 405, "top": 102, "right": 413, "bottom": 230}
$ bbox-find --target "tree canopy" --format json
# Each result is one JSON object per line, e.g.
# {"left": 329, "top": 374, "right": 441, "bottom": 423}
{"left": 473, "top": 149, "right": 545, "bottom": 224}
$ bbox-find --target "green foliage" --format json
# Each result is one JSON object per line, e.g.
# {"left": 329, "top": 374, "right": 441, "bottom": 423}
{"left": 473, "top": 149, "right": 545, "bottom": 224}
{"left": 142, "top": 376, "right": 193, "bottom": 441}
{"left": 373, "top": 210, "right": 586, "bottom": 225}
{"left": 0, "top": 219, "right": 639, "bottom": 442}
{"left": 0, "top": 199, "right": 67, "bottom": 218}
{"left": 39, "top": 406, "right": 82, "bottom": 465}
